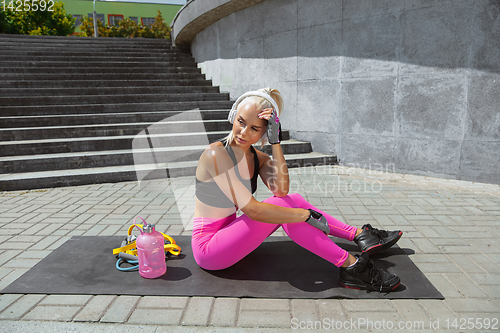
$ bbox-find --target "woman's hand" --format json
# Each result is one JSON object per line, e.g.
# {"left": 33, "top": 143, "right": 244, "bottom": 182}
{"left": 305, "top": 209, "right": 330, "bottom": 234}
{"left": 259, "top": 108, "right": 281, "bottom": 145}
{"left": 258, "top": 108, "right": 274, "bottom": 120}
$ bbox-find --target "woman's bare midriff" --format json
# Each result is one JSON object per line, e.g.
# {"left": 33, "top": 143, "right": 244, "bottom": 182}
{"left": 194, "top": 197, "right": 237, "bottom": 219}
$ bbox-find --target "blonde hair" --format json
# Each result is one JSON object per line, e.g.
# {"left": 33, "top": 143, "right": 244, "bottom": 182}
{"left": 224, "top": 88, "right": 284, "bottom": 148}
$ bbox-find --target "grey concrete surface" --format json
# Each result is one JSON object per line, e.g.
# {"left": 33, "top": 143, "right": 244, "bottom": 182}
{"left": 171, "top": 0, "right": 266, "bottom": 45}
{"left": 0, "top": 165, "right": 499, "bottom": 331}
{"left": 173, "top": 0, "right": 500, "bottom": 184}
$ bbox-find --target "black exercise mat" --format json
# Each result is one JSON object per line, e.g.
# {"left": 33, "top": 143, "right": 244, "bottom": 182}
{"left": 2, "top": 236, "right": 443, "bottom": 299}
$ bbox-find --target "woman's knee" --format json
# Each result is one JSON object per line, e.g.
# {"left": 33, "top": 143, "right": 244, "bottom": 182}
{"left": 285, "top": 193, "right": 310, "bottom": 209}
{"left": 288, "top": 193, "right": 305, "bottom": 202}
{"left": 263, "top": 194, "right": 299, "bottom": 208}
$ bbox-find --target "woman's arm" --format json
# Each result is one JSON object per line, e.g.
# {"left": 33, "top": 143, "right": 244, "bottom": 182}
{"left": 271, "top": 143, "right": 290, "bottom": 195}
{"left": 258, "top": 108, "right": 289, "bottom": 196}
{"left": 258, "top": 146, "right": 289, "bottom": 197}
{"left": 241, "top": 197, "right": 309, "bottom": 224}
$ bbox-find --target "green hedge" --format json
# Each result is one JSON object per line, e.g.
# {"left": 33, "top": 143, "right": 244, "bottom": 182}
{"left": 79, "top": 10, "right": 170, "bottom": 38}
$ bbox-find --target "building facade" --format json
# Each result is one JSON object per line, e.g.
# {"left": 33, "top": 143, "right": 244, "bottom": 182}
{"left": 63, "top": 0, "right": 185, "bottom": 32}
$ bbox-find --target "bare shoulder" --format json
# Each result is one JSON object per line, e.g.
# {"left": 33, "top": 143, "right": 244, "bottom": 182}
{"left": 197, "top": 141, "right": 225, "bottom": 180}
{"left": 212, "top": 141, "right": 224, "bottom": 149}
{"left": 198, "top": 141, "right": 241, "bottom": 178}
{"left": 200, "top": 141, "right": 224, "bottom": 159}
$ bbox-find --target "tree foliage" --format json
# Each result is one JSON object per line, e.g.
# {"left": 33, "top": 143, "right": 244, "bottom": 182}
{"left": 0, "top": 1, "right": 75, "bottom": 35}
{"left": 79, "top": 10, "right": 170, "bottom": 39}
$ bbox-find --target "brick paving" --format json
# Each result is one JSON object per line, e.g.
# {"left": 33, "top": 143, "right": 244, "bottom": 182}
{"left": 0, "top": 165, "right": 499, "bottom": 332}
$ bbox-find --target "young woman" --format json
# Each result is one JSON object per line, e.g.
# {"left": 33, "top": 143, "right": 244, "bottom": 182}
{"left": 192, "top": 88, "right": 402, "bottom": 292}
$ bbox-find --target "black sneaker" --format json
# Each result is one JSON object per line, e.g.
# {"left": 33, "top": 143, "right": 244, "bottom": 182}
{"left": 354, "top": 224, "right": 402, "bottom": 255}
{"left": 339, "top": 253, "right": 400, "bottom": 292}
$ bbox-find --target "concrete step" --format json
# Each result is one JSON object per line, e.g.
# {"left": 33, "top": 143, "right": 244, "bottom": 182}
{"left": 0, "top": 119, "right": 232, "bottom": 141}
{"left": 0, "top": 130, "right": 232, "bottom": 156}
{"left": 0, "top": 60, "right": 198, "bottom": 68}
{"left": 0, "top": 145, "right": 207, "bottom": 173}
{"left": 0, "top": 78, "right": 213, "bottom": 89}
{"left": 0, "top": 129, "right": 292, "bottom": 156}
{"left": 0, "top": 139, "right": 309, "bottom": 174}
{"left": 0, "top": 35, "right": 184, "bottom": 55}
{"left": 0, "top": 43, "right": 178, "bottom": 52}
{"left": 0, "top": 92, "right": 230, "bottom": 107}
{"left": 0, "top": 110, "right": 229, "bottom": 128}
{"left": 0, "top": 36, "right": 171, "bottom": 45}
{"left": 0, "top": 37, "right": 173, "bottom": 46}
{"left": 0, "top": 151, "right": 337, "bottom": 191}
{"left": 0, "top": 52, "right": 194, "bottom": 61}
{"left": 0, "top": 34, "right": 173, "bottom": 45}
{"left": 0, "top": 100, "right": 235, "bottom": 116}
{"left": 0, "top": 47, "right": 187, "bottom": 56}
{"left": 0, "top": 163, "right": 194, "bottom": 192}
{"left": 283, "top": 152, "right": 338, "bottom": 170}
{"left": 2, "top": 85, "right": 220, "bottom": 97}
{"left": 0, "top": 72, "right": 208, "bottom": 82}
{"left": 0, "top": 66, "right": 201, "bottom": 74}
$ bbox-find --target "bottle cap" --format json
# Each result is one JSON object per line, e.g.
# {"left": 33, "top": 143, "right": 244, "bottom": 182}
{"left": 143, "top": 224, "right": 155, "bottom": 233}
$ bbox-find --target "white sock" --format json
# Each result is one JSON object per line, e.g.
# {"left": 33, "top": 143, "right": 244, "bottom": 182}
{"left": 348, "top": 258, "right": 359, "bottom": 267}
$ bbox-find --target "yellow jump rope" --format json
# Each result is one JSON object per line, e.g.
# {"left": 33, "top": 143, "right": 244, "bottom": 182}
{"left": 112, "top": 217, "right": 181, "bottom": 271}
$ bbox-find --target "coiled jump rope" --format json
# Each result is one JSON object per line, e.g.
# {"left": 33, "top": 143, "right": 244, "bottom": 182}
{"left": 112, "top": 216, "right": 181, "bottom": 271}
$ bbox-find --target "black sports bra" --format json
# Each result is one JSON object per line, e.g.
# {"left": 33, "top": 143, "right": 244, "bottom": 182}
{"left": 195, "top": 140, "right": 260, "bottom": 208}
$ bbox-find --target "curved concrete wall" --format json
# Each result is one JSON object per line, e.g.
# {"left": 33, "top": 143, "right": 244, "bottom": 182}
{"left": 173, "top": 0, "right": 500, "bottom": 184}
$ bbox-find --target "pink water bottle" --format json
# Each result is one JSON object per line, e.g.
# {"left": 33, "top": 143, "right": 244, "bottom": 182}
{"left": 135, "top": 223, "right": 166, "bottom": 279}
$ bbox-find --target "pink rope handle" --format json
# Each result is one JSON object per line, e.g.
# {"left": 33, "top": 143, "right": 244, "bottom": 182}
{"left": 133, "top": 216, "right": 147, "bottom": 233}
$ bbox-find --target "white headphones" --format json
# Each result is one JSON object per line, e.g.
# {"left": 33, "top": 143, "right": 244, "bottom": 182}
{"left": 227, "top": 90, "right": 280, "bottom": 124}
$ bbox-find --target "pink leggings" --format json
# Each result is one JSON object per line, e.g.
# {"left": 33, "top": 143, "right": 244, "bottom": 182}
{"left": 192, "top": 193, "right": 357, "bottom": 270}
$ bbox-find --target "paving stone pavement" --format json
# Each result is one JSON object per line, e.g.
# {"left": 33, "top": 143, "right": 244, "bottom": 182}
{"left": 0, "top": 165, "right": 499, "bottom": 332}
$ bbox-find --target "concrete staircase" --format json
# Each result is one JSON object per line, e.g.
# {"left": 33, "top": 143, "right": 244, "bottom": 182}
{"left": 0, "top": 34, "right": 337, "bottom": 191}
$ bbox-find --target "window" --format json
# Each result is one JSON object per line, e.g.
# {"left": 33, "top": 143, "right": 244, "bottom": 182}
{"left": 141, "top": 17, "right": 155, "bottom": 27}
{"left": 72, "top": 15, "right": 82, "bottom": 27}
{"left": 108, "top": 14, "right": 124, "bottom": 26}
{"left": 88, "top": 13, "right": 105, "bottom": 24}
{"left": 129, "top": 17, "right": 138, "bottom": 24}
